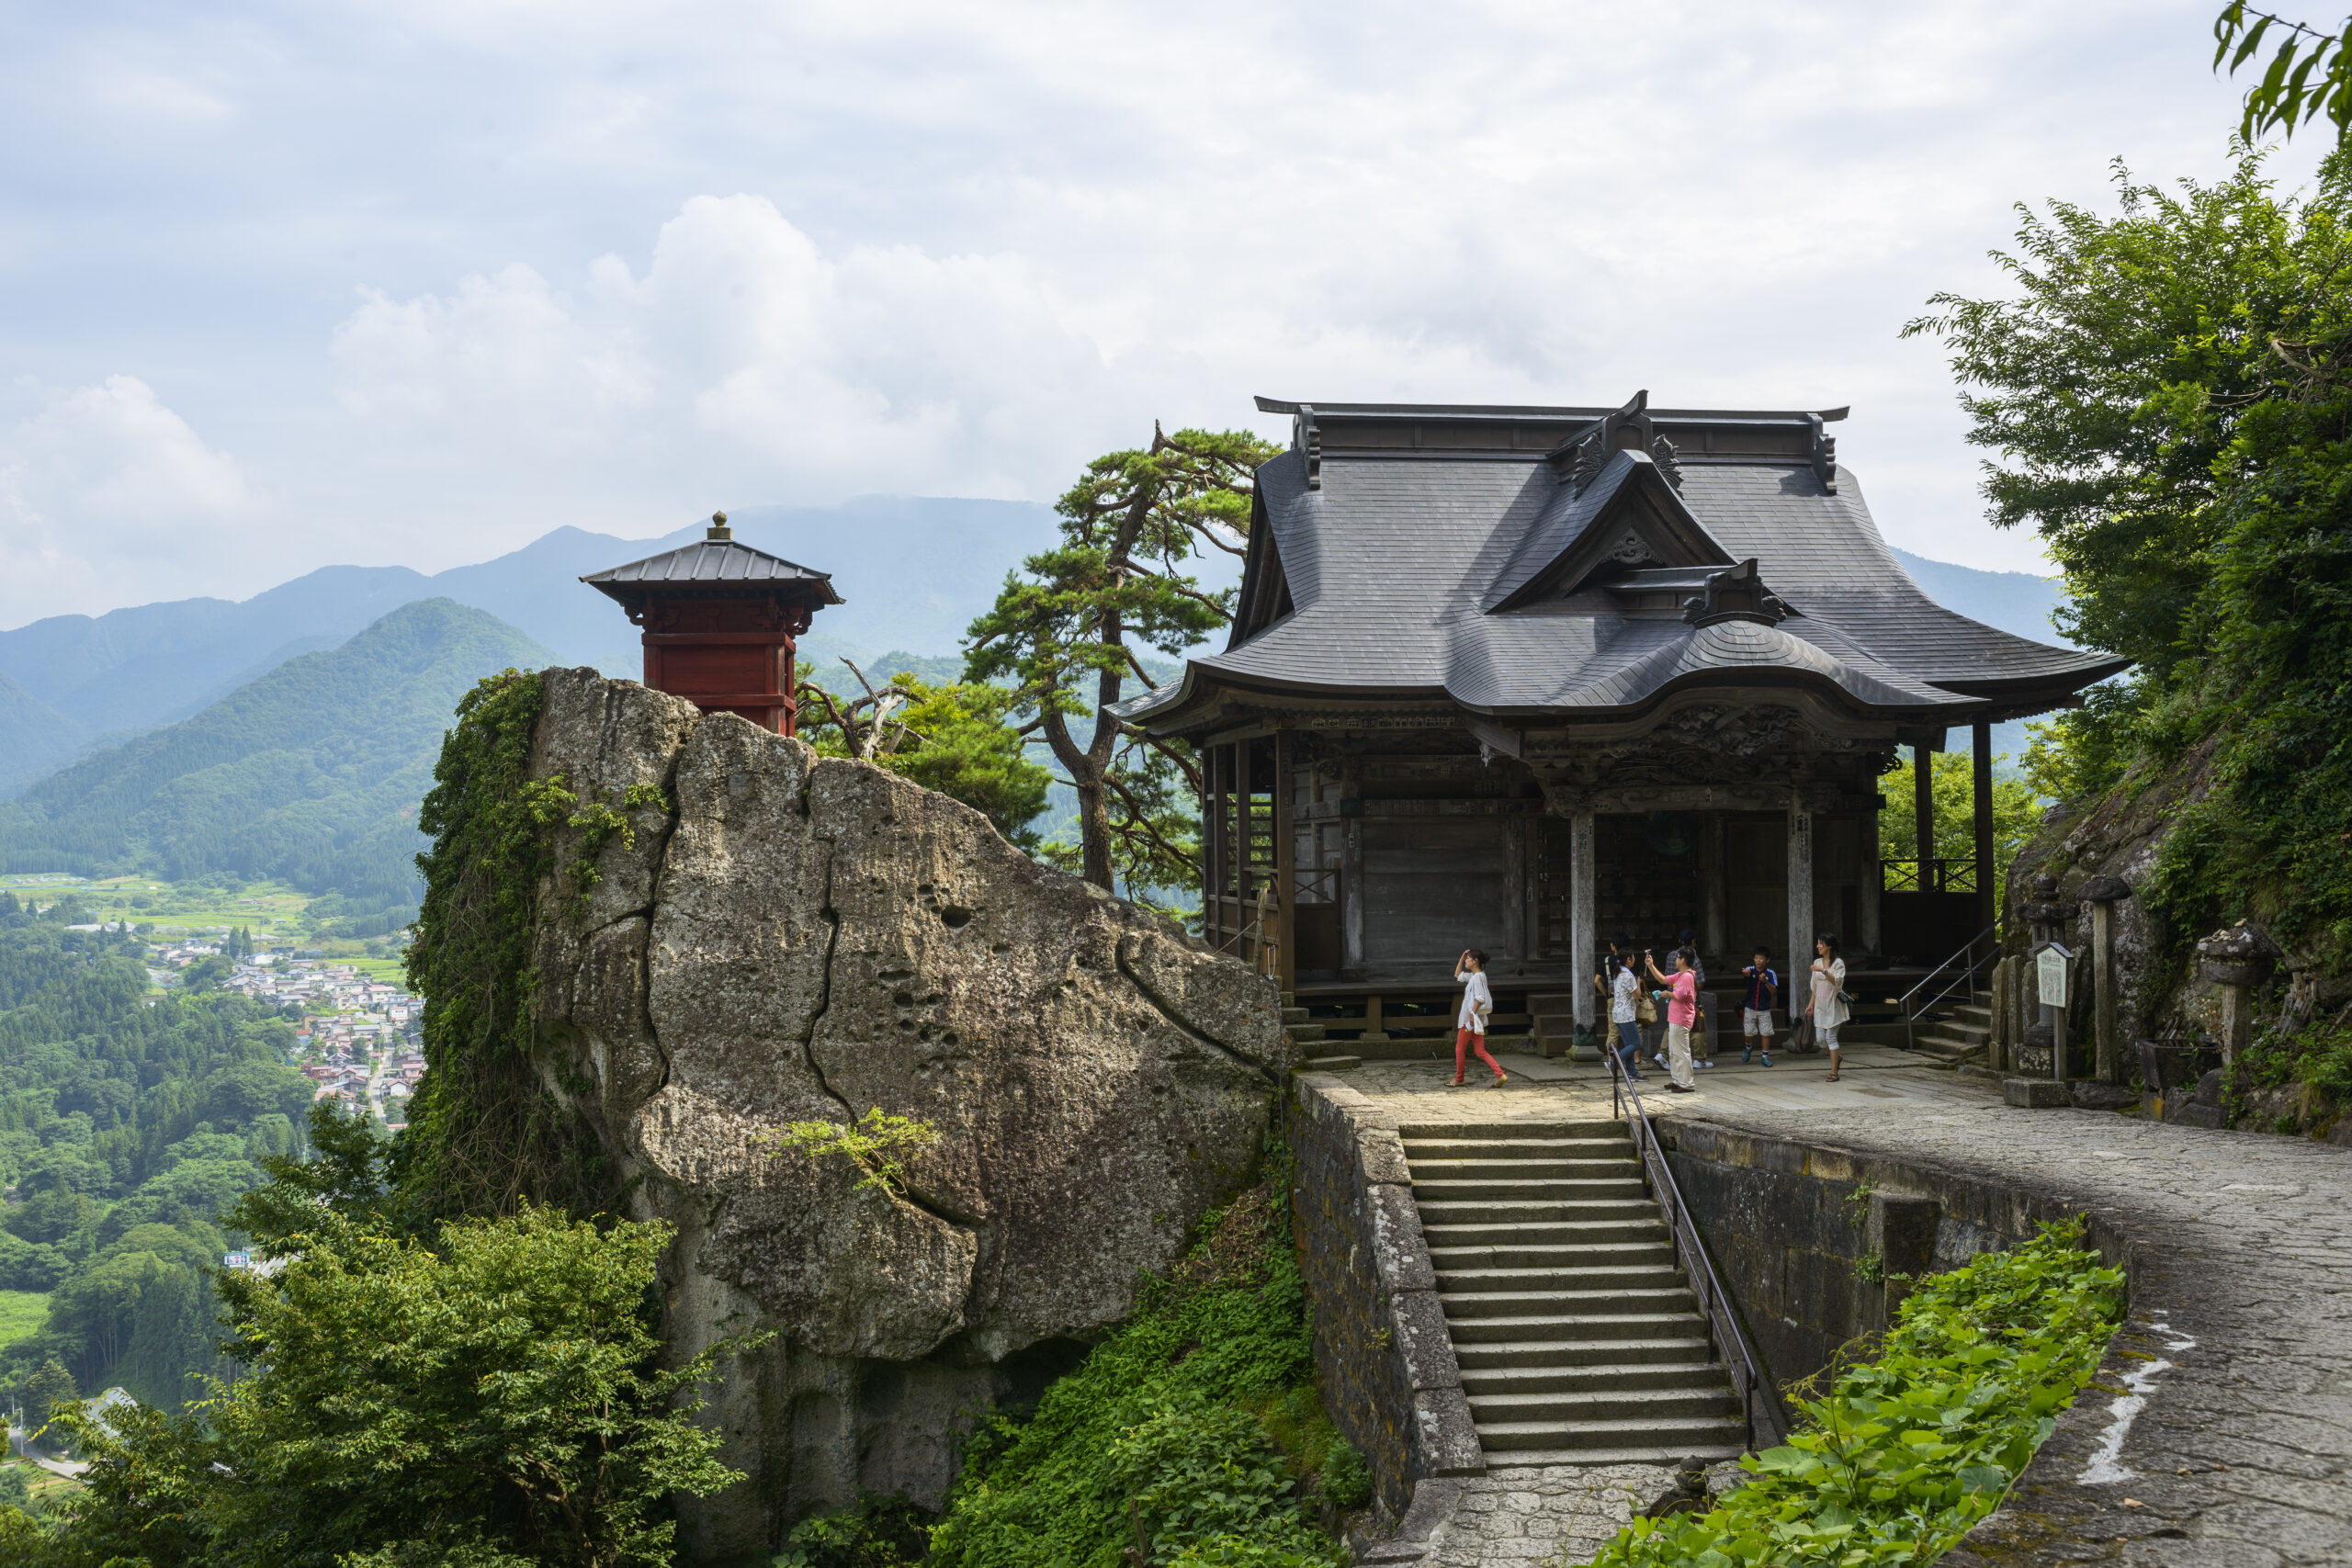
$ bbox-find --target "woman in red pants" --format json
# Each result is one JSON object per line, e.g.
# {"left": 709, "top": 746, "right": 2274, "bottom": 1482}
{"left": 1452, "top": 949, "right": 1507, "bottom": 1088}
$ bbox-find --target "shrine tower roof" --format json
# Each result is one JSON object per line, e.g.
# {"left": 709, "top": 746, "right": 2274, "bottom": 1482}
{"left": 582, "top": 537, "right": 842, "bottom": 602}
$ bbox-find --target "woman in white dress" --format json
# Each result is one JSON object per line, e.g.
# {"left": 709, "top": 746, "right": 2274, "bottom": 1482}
{"left": 1807, "top": 932, "right": 1849, "bottom": 1082}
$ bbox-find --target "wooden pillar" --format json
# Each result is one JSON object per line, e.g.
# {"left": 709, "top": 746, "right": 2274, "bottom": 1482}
{"left": 1500, "top": 816, "right": 1528, "bottom": 967}
{"left": 1913, "top": 740, "right": 1936, "bottom": 886}
{"left": 1971, "top": 720, "right": 1996, "bottom": 942}
{"left": 1203, "top": 746, "right": 1224, "bottom": 950}
{"left": 1237, "top": 740, "right": 1255, "bottom": 961}
{"left": 1787, "top": 793, "right": 1814, "bottom": 976}
{"left": 1859, "top": 792, "right": 1883, "bottom": 958}
{"left": 1272, "top": 730, "right": 1296, "bottom": 992}
{"left": 1340, "top": 757, "right": 1365, "bottom": 976}
{"left": 1570, "top": 811, "right": 1596, "bottom": 1030}
{"left": 1700, "top": 813, "right": 1726, "bottom": 962}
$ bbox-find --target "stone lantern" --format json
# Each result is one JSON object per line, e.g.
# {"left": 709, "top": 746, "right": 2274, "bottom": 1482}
{"left": 2196, "top": 919, "right": 2281, "bottom": 1067}
{"left": 582, "top": 512, "right": 842, "bottom": 736}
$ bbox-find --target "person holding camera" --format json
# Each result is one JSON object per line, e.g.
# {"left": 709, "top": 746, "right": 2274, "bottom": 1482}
{"left": 1642, "top": 945, "right": 1701, "bottom": 1092}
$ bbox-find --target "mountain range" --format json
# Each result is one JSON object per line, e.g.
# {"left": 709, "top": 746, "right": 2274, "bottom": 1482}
{"left": 0, "top": 601, "right": 555, "bottom": 910}
{"left": 0, "top": 496, "right": 1066, "bottom": 794}
{"left": 0, "top": 502, "right": 2077, "bottom": 903}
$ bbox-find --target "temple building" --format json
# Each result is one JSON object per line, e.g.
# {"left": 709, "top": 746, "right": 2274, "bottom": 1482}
{"left": 1109, "top": 394, "right": 2126, "bottom": 1042}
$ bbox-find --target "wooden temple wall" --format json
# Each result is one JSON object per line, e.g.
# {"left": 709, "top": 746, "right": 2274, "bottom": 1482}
{"left": 1196, "top": 731, "right": 1903, "bottom": 1009}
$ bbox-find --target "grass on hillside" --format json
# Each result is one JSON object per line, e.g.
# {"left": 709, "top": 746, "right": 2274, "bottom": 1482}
{"left": 0, "top": 1292, "right": 47, "bottom": 1353}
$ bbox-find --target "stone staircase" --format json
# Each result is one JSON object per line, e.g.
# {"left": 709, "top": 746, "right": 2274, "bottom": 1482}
{"left": 1404, "top": 1119, "right": 1747, "bottom": 1467}
{"left": 1908, "top": 1001, "right": 1993, "bottom": 1069}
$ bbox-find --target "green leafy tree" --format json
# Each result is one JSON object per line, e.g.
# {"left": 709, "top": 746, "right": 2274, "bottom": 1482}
{"left": 23, "top": 1358, "right": 75, "bottom": 1437}
{"left": 1877, "top": 754, "right": 2043, "bottom": 884}
{"left": 1902, "top": 150, "right": 2315, "bottom": 677}
{"left": 38, "top": 1186, "right": 760, "bottom": 1565}
{"left": 798, "top": 664, "right": 1053, "bottom": 848}
{"left": 2217, "top": 5, "right": 2352, "bottom": 142}
{"left": 966, "top": 425, "right": 1279, "bottom": 899}
{"left": 1911, "top": 145, "right": 2352, "bottom": 964}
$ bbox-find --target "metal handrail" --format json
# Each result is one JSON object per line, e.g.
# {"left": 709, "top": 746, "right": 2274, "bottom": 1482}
{"left": 1896, "top": 924, "right": 1998, "bottom": 1054}
{"left": 1607, "top": 1050, "right": 1792, "bottom": 1452}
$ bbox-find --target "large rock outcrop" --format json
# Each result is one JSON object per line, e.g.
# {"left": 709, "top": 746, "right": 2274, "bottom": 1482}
{"left": 523, "top": 670, "right": 1286, "bottom": 1561}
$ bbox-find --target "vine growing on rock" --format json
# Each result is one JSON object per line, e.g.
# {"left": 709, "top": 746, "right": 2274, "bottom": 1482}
{"left": 399, "top": 670, "right": 592, "bottom": 1224}
{"left": 922, "top": 1145, "right": 1362, "bottom": 1568}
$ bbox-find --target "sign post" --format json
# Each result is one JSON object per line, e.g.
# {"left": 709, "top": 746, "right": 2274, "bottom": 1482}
{"left": 2033, "top": 941, "right": 2075, "bottom": 1079}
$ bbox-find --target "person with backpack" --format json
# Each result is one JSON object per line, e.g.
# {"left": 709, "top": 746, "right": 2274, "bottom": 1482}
{"left": 1451, "top": 948, "right": 1507, "bottom": 1089}
{"left": 1807, "top": 932, "right": 1850, "bottom": 1082}
{"left": 1739, "top": 945, "right": 1778, "bottom": 1066}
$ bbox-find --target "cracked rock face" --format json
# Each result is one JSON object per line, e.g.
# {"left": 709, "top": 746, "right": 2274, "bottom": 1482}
{"left": 524, "top": 669, "right": 1284, "bottom": 1555}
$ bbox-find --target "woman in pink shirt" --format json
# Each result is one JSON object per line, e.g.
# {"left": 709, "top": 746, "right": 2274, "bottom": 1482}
{"left": 1643, "top": 947, "right": 1701, "bottom": 1092}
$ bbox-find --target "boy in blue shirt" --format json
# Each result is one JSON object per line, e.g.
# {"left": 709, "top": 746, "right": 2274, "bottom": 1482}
{"left": 1740, "top": 946, "right": 1778, "bottom": 1066}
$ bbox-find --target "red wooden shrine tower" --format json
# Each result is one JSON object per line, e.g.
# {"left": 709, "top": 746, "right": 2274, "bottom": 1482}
{"left": 582, "top": 512, "right": 842, "bottom": 735}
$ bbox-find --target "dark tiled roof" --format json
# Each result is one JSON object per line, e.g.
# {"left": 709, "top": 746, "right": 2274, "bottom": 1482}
{"left": 1112, "top": 440, "right": 2124, "bottom": 728}
{"left": 582, "top": 540, "right": 842, "bottom": 602}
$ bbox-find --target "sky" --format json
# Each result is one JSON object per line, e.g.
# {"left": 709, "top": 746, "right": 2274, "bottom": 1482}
{"left": 0, "top": 0, "right": 2328, "bottom": 627}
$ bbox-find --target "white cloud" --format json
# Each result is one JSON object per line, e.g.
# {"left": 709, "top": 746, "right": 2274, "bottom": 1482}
{"left": 0, "top": 0, "right": 2331, "bottom": 615}
{"left": 0, "top": 378, "right": 259, "bottom": 624}
{"left": 330, "top": 195, "right": 1142, "bottom": 509}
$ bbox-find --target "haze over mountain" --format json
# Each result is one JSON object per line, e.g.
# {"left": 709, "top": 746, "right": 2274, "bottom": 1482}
{"left": 0, "top": 600, "right": 555, "bottom": 910}
{"left": 0, "top": 496, "right": 1062, "bottom": 794}
{"left": 0, "top": 504, "right": 2074, "bottom": 878}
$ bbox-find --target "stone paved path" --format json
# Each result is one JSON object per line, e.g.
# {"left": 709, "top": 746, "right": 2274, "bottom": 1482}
{"left": 1416, "top": 1464, "right": 1672, "bottom": 1567}
{"left": 1331, "top": 1052, "right": 2352, "bottom": 1565}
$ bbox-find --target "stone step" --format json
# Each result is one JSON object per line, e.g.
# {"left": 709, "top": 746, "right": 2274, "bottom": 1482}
{"left": 1951, "top": 1003, "right": 1994, "bottom": 1025}
{"left": 1285, "top": 1024, "right": 1329, "bottom": 1045}
{"left": 1404, "top": 1136, "right": 1637, "bottom": 1163}
{"left": 1401, "top": 1203, "right": 1665, "bottom": 1222}
{"left": 1450, "top": 1335, "right": 1716, "bottom": 1370}
{"left": 1924, "top": 1020, "right": 1992, "bottom": 1043}
{"left": 1443, "top": 1309, "right": 1711, "bottom": 1345}
{"left": 1405, "top": 1156, "right": 1643, "bottom": 1181}
{"left": 1411, "top": 1177, "right": 1649, "bottom": 1201}
{"left": 1468, "top": 1385, "right": 1740, "bottom": 1426}
{"left": 1400, "top": 1121, "right": 1623, "bottom": 1141}
{"left": 1459, "top": 1360, "right": 1730, "bottom": 1397}
{"left": 1475, "top": 1414, "right": 1749, "bottom": 1454}
{"left": 1280, "top": 1007, "right": 1310, "bottom": 1025}
{"left": 1418, "top": 1212, "right": 1668, "bottom": 1244}
{"left": 1303, "top": 1055, "right": 1362, "bottom": 1072}
{"left": 1437, "top": 1263, "right": 1685, "bottom": 1294}
{"left": 1485, "top": 1441, "right": 1748, "bottom": 1469}
{"left": 1428, "top": 1240, "right": 1676, "bottom": 1271}
{"left": 1441, "top": 1287, "right": 1701, "bottom": 1321}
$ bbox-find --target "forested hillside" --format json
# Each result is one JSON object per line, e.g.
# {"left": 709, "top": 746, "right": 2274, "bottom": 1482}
{"left": 0, "top": 601, "right": 554, "bottom": 914}
{"left": 0, "top": 892, "right": 313, "bottom": 1416}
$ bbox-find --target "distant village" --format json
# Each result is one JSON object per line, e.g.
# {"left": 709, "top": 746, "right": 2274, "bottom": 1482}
{"left": 145, "top": 935, "right": 424, "bottom": 1132}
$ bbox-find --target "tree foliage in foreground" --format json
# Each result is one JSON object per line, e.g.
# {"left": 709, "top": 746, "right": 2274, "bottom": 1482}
{"left": 2217, "top": 5, "right": 2352, "bottom": 144}
{"left": 22, "top": 1104, "right": 756, "bottom": 1568}
{"left": 1589, "top": 1221, "right": 2122, "bottom": 1568}
{"left": 1907, "top": 147, "right": 2352, "bottom": 967}
{"left": 966, "top": 425, "right": 1279, "bottom": 904}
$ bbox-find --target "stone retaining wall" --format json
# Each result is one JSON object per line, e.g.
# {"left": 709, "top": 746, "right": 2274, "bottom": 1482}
{"left": 1657, "top": 1120, "right": 2072, "bottom": 1393}
{"left": 1288, "top": 1074, "right": 1484, "bottom": 1516}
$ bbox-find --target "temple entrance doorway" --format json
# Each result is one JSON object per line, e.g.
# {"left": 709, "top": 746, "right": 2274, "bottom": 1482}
{"left": 1721, "top": 811, "right": 1789, "bottom": 965}
{"left": 1594, "top": 812, "right": 1704, "bottom": 954}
